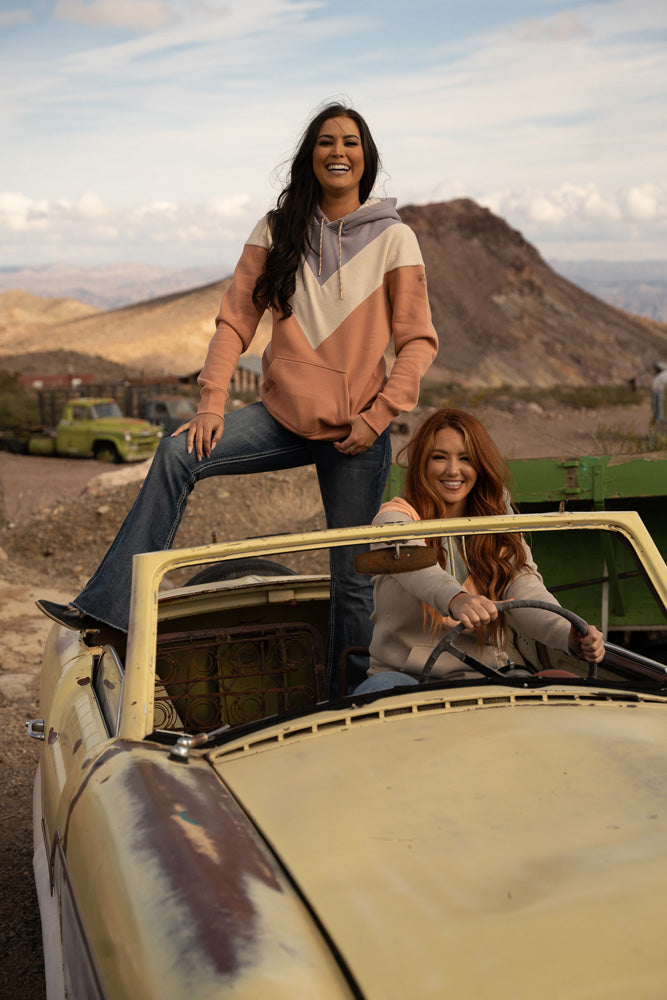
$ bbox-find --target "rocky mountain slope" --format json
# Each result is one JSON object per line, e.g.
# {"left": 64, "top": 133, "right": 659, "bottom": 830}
{"left": 400, "top": 199, "right": 667, "bottom": 387}
{"left": 1, "top": 199, "right": 666, "bottom": 385}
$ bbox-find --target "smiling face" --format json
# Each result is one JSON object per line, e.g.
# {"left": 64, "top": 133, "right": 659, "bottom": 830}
{"left": 312, "top": 115, "right": 365, "bottom": 208}
{"left": 426, "top": 426, "right": 478, "bottom": 517}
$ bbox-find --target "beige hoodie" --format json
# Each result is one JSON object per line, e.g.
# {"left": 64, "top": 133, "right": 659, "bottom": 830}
{"left": 368, "top": 499, "right": 572, "bottom": 680}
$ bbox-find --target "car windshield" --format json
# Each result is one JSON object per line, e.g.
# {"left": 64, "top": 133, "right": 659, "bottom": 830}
{"left": 139, "top": 517, "right": 667, "bottom": 742}
{"left": 90, "top": 402, "right": 123, "bottom": 419}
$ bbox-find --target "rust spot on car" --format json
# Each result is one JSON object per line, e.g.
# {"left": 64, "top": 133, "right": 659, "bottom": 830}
{"left": 63, "top": 741, "right": 162, "bottom": 854}
{"left": 73, "top": 738, "right": 82, "bottom": 754}
{"left": 77, "top": 677, "right": 91, "bottom": 687}
{"left": 62, "top": 740, "right": 288, "bottom": 981}
{"left": 123, "top": 757, "right": 285, "bottom": 976}
{"left": 48, "top": 727, "right": 58, "bottom": 745}
{"left": 103, "top": 678, "right": 116, "bottom": 690}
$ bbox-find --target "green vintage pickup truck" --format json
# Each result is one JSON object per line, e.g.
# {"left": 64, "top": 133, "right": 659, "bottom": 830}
{"left": 27, "top": 397, "right": 163, "bottom": 462}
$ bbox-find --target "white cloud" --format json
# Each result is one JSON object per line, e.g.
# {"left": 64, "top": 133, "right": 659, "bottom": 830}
{"left": 54, "top": 0, "right": 178, "bottom": 32}
{"left": 0, "top": 190, "right": 264, "bottom": 266}
{"left": 518, "top": 10, "right": 589, "bottom": 43}
{"left": 626, "top": 185, "right": 663, "bottom": 221}
{"left": 0, "top": 192, "right": 50, "bottom": 232}
{"left": 0, "top": 9, "right": 32, "bottom": 28}
{"left": 2, "top": 179, "right": 665, "bottom": 270}
{"left": 1, "top": 0, "right": 666, "bottom": 264}
{"left": 477, "top": 180, "right": 667, "bottom": 260}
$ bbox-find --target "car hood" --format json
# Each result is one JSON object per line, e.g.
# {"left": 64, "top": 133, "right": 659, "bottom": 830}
{"left": 210, "top": 687, "right": 667, "bottom": 999}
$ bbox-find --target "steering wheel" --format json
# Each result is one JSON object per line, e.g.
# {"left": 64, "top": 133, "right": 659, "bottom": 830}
{"left": 419, "top": 599, "right": 593, "bottom": 684}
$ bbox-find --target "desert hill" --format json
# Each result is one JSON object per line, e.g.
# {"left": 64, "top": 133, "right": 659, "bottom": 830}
{"left": 0, "top": 278, "right": 276, "bottom": 377}
{"left": 1, "top": 199, "right": 666, "bottom": 385}
{"left": 400, "top": 199, "right": 667, "bottom": 387}
{"left": 0, "top": 289, "right": 99, "bottom": 329}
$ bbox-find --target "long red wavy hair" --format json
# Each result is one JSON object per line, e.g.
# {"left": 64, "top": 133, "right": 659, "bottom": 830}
{"left": 399, "top": 408, "right": 527, "bottom": 614}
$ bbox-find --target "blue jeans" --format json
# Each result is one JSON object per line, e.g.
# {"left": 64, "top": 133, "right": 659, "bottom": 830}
{"left": 74, "top": 402, "right": 391, "bottom": 689}
{"left": 354, "top": 672, "right": 418, "bottom": 695}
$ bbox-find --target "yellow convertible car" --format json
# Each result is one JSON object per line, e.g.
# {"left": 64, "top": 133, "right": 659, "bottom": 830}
{"left": 28, "top": 510, "right": 667, "bottom": 999}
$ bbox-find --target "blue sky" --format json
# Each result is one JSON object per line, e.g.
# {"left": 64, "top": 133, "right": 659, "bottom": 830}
{"left": 1, "top": 0, "right": 666, "bottom": 270}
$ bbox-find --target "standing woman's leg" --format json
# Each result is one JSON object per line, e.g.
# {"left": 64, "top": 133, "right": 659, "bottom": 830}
{"left": 72, "top": 403, "right": 312, "bottom": 632}
{"left": 313, "top": 428, "right": 391, "bottom": 692}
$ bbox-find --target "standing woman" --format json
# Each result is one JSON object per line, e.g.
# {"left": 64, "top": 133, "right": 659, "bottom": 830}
{"left": 358, "top": 408, "right": 604, "bottom": 692}
{"left": 38, "top": 101, "right": 439, "bottom": 689}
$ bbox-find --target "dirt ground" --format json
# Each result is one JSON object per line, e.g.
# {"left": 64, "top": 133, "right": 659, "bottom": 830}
{"left": 0, "top": 397, "right": 653, "bottom": 999}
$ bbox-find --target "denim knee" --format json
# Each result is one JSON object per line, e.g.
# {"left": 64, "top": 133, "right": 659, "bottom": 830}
{"left": 353, "top": 672, "right": 418, "bottom": 695}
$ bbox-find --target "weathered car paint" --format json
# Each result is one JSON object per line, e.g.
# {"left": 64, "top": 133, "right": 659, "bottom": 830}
{"left": 213, "top": 687, "right": 667, "bottom": 999}
{"left": 33, "top": 512, "right": 667, "bottom": 999}
{"left": 53, "top": 742, "right": 356, "bottom": 998}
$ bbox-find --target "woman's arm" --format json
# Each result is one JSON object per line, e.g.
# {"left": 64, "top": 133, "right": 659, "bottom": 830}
{"left": 371, "top": 508, "right": 497, "bottom": 627}
{"left": 173, "top": 240, "right": 268, "bottom": 458}
{"left": 505, "top": 547, "right": 604, "bottom": 662}
{"left": 361, "top": 228, "right": 439, "bottom": 437}
{"left": 197, "top": 242, "right": 268, "bottom": 416}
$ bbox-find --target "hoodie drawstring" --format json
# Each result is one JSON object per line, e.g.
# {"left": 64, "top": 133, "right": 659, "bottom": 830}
{"left": 317, "top": 216, "right": 344, "bottom": 300}
{"left": 318, "top": 217, "right": 324, "bottom": 276}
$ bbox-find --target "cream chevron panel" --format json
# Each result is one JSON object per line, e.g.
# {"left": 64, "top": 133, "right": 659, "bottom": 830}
{"left": 292, "top": 226, "right": 424, "bottom": 351}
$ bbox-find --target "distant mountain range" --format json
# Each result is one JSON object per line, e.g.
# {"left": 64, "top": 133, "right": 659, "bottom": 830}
{"left": 548, "top": 260, "right": 667, "bottom": 323}
{"left": 1, "top": 250, "right": 664, "bottom": 323}
{"left": 0, "top": 262, "right": 229, "bottom": 311}
{"left": 1, "top": 199, "right": 666, "bottom": 387}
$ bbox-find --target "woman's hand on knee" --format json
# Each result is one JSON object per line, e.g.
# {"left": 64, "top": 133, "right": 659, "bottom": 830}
{"left": 172, "top": 412, "right": 224, "bottom": 460}
{"left": 448, "top": 592, "right": 498, "bottom": 630}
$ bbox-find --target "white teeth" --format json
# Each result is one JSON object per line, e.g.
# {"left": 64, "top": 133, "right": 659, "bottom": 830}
{"left": 327, "top": 164, "right": 349, "bottom": 172}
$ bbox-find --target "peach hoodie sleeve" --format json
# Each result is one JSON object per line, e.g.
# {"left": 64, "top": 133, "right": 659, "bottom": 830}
{"left": 361, "top": 259, "right": 438, "bottom": 435}
{"left": 196, "top": 242, "right": 268, "bottom": 417}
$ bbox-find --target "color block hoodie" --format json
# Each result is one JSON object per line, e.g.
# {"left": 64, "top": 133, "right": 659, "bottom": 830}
{"left": 197, "top": 198, "right": 438, "bottom": 440}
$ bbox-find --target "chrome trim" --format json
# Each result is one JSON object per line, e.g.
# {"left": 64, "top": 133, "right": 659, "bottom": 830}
{"left": 27, "top": 718, "right": 45, "bottom": 741}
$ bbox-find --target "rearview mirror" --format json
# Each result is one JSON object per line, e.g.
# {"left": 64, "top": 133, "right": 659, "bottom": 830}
{"left": 355, "top": 545, "right": 437, "bottom": 575}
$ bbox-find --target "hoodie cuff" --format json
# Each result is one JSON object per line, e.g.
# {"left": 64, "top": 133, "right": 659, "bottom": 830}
{"left": 197, "top": 389, "right": 228, "bottom": 418}
{"left": 360, "top": 394, "right": 399, "bottom": 436}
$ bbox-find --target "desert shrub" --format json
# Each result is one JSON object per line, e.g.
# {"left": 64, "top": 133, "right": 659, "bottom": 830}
{"left": 0, "top": 371, "right": 40, "bottom": 429}
{"left": 419, "top": 383, "right": 648, "bottom": 412}
{"left": 591, "top": 422, "right": 650, "bottom": 455}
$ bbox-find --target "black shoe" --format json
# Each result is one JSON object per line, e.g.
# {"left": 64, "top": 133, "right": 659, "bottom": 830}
{"left": 35, "top": 599, "right": 104, "bottom": 633}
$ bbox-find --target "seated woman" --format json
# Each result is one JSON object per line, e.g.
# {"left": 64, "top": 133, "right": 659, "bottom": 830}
{"left": 356, "top": 408, "right": 604, "bottom": 694}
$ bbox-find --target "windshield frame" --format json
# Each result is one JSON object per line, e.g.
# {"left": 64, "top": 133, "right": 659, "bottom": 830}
{"left": 120, "top": 510, "right": 667, "bottom": 740}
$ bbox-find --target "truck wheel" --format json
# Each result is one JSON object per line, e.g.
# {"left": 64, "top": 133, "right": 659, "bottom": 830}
{"left": 94, "top": 443, "right": 119, "bottom": 463}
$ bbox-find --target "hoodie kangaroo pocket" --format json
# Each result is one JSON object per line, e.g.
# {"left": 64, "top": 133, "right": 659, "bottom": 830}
{"left": 263, "top": 357, "right": 350, "bottom": 436}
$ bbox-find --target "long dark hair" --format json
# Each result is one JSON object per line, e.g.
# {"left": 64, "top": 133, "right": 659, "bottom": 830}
{"left": 252, "top": 102, "right": 380, "bottom": 317}
{"left": 400, "top": 408, "right": 527, "bottom": 602}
